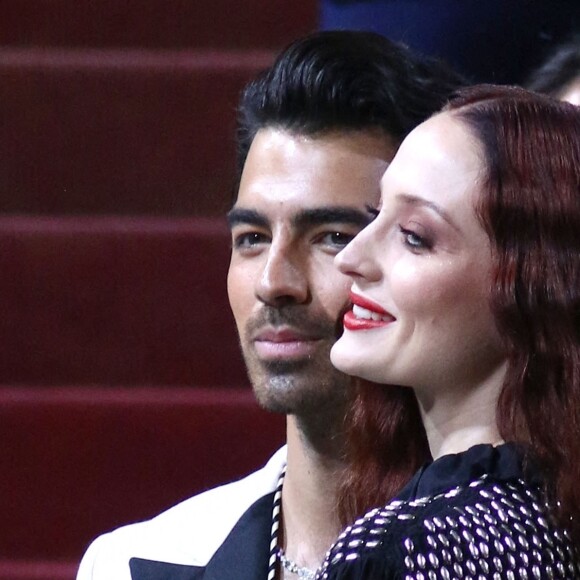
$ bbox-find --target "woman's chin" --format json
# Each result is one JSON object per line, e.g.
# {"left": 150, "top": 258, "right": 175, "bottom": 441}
{"left": 331, "top": 336, "right": 372, "bottom": 381}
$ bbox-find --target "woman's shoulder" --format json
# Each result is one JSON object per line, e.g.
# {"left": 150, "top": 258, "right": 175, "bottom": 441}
{"left": 318, "top": 475, "right": 579, "bottom": 580}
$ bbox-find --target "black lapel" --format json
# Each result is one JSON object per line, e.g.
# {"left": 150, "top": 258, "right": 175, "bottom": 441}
{"left": 129, "top": 559, "right": 203, "bottom": 580}
{"left": 202, "top": 492, "right": 274, "bottom": 579}
{"left": 129, "top": 491, "right": 274, "bottom": 580}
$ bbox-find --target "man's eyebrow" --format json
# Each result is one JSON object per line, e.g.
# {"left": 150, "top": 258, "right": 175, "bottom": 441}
{"left": 226, "top": 208, "right": 269, "bottom": 229}
{"left": 293, "top": 207, "right": 373, "bottom": 229}
{"left": 226, "top": 206, "right": 373, "bottom": 230}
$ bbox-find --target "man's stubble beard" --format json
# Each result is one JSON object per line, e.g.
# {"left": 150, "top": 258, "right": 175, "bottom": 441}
{"left": 245, "top": 353, "right": 351, "bottom": 417}
{"left": 244, "top": 350, "right": 352, "bottom": 458}
{"left": 240, "top": 305, "right": 353, "bottom": 442}
{"left": 240, "top": 304, "right": 352, "bottom": 426}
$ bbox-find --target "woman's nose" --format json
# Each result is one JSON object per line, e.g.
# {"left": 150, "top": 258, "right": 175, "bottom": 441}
{"left": 335, "top": 222, "right": 381, "bottom": 283}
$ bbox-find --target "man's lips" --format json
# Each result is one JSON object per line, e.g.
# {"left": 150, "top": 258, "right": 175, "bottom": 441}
{"left": 254, "top": 328, "right": 317, "bottom": 342}
{"left": 252, "top": 327, "right": 323, "bottom": 360}
{"left": 343, "top": 291, "right": 395, "bottom": 331}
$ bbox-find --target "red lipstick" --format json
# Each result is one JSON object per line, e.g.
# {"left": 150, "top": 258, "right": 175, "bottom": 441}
{"left": 349, "top": 291, "right": 390, "bottom": 316}
{"left": 343, "top": 291, "right": 394, "bottom": 331}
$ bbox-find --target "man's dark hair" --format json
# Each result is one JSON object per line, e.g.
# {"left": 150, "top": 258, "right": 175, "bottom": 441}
{"left": 236, "top": 30, "right": 466, "bottom": 172}
{"left": 525, "top": 34, "right": 580, "bottom": 97}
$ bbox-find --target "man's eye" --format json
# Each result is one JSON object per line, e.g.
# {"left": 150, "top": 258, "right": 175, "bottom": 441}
{"left": 365, "top": 204, "right": 380, "bottom": 220}
{"left": 233, "top": 232, "right": 269, "bottom": 249}
{"left": 319, "top": 231, "right": 355, "bottom": 247}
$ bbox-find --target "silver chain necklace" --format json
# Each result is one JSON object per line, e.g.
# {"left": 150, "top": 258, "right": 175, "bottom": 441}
{"left": 278, "top": 548, "right": 316, "bottom": 580}
{"left": 277, "top": 546, "right": 317, "bottom": 580}
{"left": 268, "top": 465, "right": 320, "bottom": 580}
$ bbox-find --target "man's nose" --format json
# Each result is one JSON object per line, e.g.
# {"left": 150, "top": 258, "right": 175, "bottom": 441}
{"left": 256, "top": 243, "right": 309, "bottom": 306}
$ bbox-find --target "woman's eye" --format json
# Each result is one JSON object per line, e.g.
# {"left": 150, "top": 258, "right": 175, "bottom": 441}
{"left": 233, "top": 232, "right": 269, "bottom": 249}
{"left": 399, "top": 226, "right": 431, "bottom": 251}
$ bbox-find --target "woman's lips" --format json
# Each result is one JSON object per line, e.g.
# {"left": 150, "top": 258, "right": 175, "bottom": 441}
{"left": 344, "top": 291, "right": 395, "bottom": 331}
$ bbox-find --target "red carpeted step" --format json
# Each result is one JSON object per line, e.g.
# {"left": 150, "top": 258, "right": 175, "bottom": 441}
{"left": 0, "top": 49, "right": 272, "bottom": 215}
{"left": 0, "top": 216, "right": 246, "bottom": 386}
{"left": 0, "top": 386, "right": 285, "bottom": 562}
{"left": 0, "top": 0, "right": 317, "bottom": 50}
{"left": 0, "top": 560, "right": 77, "bottom": 580}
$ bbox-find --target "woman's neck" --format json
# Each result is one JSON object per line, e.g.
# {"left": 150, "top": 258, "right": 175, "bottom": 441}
{"left": 416, "top": 361, "right": 507, "bottom": 460}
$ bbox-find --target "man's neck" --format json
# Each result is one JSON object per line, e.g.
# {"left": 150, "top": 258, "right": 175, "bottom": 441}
{"left": 279, "top": 416, "right": 345, "bottom": 573}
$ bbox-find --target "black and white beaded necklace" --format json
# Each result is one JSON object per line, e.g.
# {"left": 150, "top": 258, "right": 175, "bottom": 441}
{"left": 267, "top": 465, "right": 318, "bottom": 580}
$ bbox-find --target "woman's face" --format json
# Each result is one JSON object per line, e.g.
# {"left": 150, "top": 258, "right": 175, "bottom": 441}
{"left": 331, "top": 112, "right": 506, "bottom": 395}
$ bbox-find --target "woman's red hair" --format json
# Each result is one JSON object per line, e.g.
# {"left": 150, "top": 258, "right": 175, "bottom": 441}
{"left": 449, "top": 85, "right": 580, "bottom": 543}
{"left": 338, "top": 86, "right": 580, "bottom": 544}
{"left": 337, "top": 382, "right": 428, "bottom": 525}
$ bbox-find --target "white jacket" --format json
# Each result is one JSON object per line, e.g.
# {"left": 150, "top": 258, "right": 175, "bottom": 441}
{"left": 77, "top": 447, "right": 287, "bottom": 580}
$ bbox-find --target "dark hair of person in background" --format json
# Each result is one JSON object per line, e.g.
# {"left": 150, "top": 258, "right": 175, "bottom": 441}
{"left": 234, "top": 30, "right": 467, "bottom": 524}
{"left": 525, "top": 33, "right": 580, "bottom": 97}
{"left": 338, "top": 84, "right": 580, "bottom": 543}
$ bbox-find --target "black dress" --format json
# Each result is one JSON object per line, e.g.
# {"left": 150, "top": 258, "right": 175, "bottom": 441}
{"left": 317, "top": 444, "right": 580, "bottom": 579}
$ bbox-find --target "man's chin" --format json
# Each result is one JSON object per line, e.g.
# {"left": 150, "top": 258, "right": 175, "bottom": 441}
{"left": 248, "top": 372, "right": 312, "bottom": 412}
{"left": 243, "top": 356, "right": 308, "bottom": 390}
{"left": 254, "top": 397, "right": 296, "bottom": 415}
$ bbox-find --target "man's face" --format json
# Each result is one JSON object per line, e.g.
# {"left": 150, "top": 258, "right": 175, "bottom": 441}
{"left": 227, "top": 128, "right": 395, "bottom": 417}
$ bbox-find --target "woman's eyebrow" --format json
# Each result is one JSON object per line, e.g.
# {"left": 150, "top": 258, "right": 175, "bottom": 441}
{"left": 397, "top": 194, "right": 461, "bottom": 233}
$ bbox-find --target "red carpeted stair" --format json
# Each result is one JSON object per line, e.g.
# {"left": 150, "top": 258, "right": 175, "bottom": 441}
{"left": 0, "top": 48, "right": 273, "bottom": 215}
{"left": 0, "top": 3, "right": 317, "bottom": 578}
{"left": 0, "top": 216, "right": 243, "bottom": 386}
{"left": 1, "top": 387, "right": 285, "bottom": 565}
{"left": 0, "top": 0, "right": 316, "bottom": 50}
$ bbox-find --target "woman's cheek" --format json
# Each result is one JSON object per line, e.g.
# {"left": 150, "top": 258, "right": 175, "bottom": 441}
{"left": 390, "top": 257, "right": 452, "bottom": 312}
